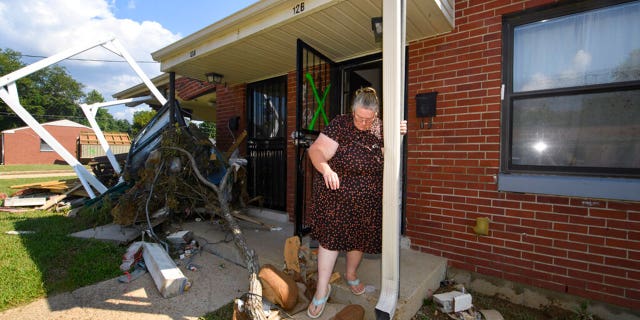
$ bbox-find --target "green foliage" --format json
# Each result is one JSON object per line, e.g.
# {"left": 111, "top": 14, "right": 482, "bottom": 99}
{"left": 82, "top": 90, "right": 131, "bottom": 132}
{"left": 95, "top": 108, "right": 131, "bottom": 132}
{"left": 572, "top": 301, "right": 594, "bottom": 320}
{"left": 84, "top": 89, "right": 104, "bottom": 105}
{"left": 131, "top": 109, "right": 157, "bottom": 136}
{"left": 198, "top": 121, "right": 217, "bottom": 139}
{"left": 74, "top": 195, "right": 115, "bottom": 228}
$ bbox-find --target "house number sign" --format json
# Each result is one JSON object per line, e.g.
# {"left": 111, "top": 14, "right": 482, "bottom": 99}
{"left": 293, "top": 2, "right": 305, "bottom": 15}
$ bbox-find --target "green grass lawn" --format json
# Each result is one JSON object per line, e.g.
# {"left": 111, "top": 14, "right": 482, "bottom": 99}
{"left": 0, "top": 175, "right": 123, "bottom": 312}
{"left": 0, "top": 164, "right": 74, "bottom": 172}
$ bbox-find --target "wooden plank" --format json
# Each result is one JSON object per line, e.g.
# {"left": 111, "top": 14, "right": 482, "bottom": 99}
{"left": 4, "top": 196, "right": 47, "bottom": 207}
{"left": 224, "top": 130, "right": 248, "bottom": 160}
{"left": 10, "top": 179, "right": 76, "bottom": 189}
{"left": 284, "top": 236, "right": 301, "bottom": 273}
{"left": 39, "top": 183, "right": 83, "bottom": 210}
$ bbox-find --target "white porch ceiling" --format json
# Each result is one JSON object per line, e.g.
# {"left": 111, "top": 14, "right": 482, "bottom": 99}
{"left": 152, "top": 0, "right": 454, "bottom": 85}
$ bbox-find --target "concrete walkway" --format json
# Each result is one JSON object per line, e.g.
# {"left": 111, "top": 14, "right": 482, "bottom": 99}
{"left": 0, "top": 208, "right": 447, "bottom": 320}
{"left": 190, "top": 208, "right": 447, "bottom": 320}
{"left": 0, "top": 251, "right": 247, "bottom": 320}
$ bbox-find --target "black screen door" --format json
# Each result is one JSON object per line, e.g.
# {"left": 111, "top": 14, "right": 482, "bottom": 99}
{"left": 247, "top": 76, "right": 287, "bottom": 211}
{"left": 294, "top": 39, "right": 337, "bottom": 236}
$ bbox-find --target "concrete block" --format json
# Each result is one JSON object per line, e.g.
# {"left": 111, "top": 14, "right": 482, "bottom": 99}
{"left": 433, "top": 290, "right": 464, "bottom": 313}
{"left": 69, "top": 223, "right": 140, "bottom": 245}
{"left": 453, "top": 293, "right": 473, "bottom": 312}
{"left": 142, "top": 242, "right": 187, "bottom": 298}
{"left": 166, "top": 230, "right": 193, "bottom": 245}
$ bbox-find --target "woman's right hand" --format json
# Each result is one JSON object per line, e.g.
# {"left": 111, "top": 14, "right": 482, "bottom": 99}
{"left": 323, "top": 169, "right": 340, "bottom": 190}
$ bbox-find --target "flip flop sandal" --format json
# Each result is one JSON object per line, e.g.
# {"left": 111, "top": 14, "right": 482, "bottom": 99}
{"left": 307, "top": 284, "right": 332, "bottom": 319}
{"left": 346, "top": 277, "right": 365, "bottom": 295}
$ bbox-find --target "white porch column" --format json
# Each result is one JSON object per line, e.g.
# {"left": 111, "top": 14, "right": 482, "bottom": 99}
{"left": 376, "top": 0, "right": 406, "bottom": 319}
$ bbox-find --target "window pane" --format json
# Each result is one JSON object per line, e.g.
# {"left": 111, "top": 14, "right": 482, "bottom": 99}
{"left": 513, "top": 1, "right": 640, "bottom": 92}
{"left": 40, "top": 139, "right": 53, "bottom": 152}
{"left": 511, "top": 90, "right": 640, "bottom": 169}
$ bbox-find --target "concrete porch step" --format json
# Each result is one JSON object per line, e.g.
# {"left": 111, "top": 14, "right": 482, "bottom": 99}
{"left": 182, "top": 208, "right": 447, "bottom": 320}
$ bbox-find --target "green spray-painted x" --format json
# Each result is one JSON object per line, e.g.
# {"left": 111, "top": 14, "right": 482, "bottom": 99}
{"left": 305, "top": 72, "right": 330, "bottom": 130}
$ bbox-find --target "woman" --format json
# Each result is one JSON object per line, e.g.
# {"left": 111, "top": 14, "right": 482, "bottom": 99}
{"left": 306, "top": 87, "right": 407, "bottom": 318}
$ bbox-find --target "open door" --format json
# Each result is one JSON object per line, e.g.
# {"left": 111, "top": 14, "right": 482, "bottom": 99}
{"left": 294, "top": 39, "right": 337, "bottom": 236}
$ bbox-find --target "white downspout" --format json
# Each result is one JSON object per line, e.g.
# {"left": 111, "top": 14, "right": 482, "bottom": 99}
{"left": 375, "top": 0, "right": 406, "bottom": 319}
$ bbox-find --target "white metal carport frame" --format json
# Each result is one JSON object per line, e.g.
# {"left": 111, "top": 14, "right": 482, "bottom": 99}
{"left": 0, "top": 37, "right": 166, "bottom": 198}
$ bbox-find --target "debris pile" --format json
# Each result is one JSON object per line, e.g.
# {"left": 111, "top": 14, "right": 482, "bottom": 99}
{"left": 234, "top": 235, "right": 365, "bottom": 320}
{"left": 431, "top": 280, "right": 504, "bottom": 320}
{"left": 1, "top": 178, "right": 86, "bottom": 212}
{"left": 111, "top": 124, "right": 247, "bottom": 226}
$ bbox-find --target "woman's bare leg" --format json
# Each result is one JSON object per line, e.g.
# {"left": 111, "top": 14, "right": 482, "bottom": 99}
{"left": 308, "top": 245, "right": 338, "bottom": 316}
{"left": 344, "top": 250, "right": 365, "bottom": 293}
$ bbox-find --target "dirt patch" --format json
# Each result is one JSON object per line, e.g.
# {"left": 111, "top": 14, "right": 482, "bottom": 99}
{"left": 412, "top": 284, "right": 602, "bottom": 320}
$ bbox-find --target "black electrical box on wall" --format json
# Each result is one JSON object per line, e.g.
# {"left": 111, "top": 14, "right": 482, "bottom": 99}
{"left": 415, "top": 92, "right": 437, "bottom": 118}
{"left": 229, "top": 116, "right": 240, "bottom": 131}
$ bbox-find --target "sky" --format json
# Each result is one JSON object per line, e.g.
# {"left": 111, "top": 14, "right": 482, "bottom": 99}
{"left": 0, "top": 0, "right": 258, "bottom": 123}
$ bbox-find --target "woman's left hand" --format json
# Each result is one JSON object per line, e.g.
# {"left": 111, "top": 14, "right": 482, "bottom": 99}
{"left": 400, "top": 120, "right": 408, "bottom": 135}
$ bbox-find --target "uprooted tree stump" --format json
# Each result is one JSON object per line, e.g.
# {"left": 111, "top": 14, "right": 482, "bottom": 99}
{"left": 111, "top": 124, "right": 274, "bottom": 320}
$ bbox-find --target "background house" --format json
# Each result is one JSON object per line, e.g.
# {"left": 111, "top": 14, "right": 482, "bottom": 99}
{"left": 1, "top": 119, "right": 89, "bottom": 165}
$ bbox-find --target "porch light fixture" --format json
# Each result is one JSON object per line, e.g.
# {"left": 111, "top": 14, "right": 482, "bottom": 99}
{"left": 205, "top": 72, "right": 224, "bottom": 84}
{"left": 371, "top": 17, "right": 382, "bottom": 43}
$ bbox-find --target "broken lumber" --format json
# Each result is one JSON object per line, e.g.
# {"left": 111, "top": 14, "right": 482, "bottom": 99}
{"left": 4, "top": 196, "right": 47, "bottom": 207}
{"left": 224, "top": 130, "right": 248, "bottom": 160}
{"left": 10, "top": 179, "right": 76, "bottom": 189}
{"left": 39, "top": 183, "right": 82, "bottom": 210}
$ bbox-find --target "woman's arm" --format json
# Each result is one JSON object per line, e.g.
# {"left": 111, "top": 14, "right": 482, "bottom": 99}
{"left": 308, "top": 133, "right": 340, "bottom": 189}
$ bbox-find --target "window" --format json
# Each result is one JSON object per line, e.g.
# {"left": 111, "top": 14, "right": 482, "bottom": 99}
{"left": 500, "top": 0, "right": 640, "bottom": 200}
{"left": 40, "top": 139, "right": 53, "bottom": 152}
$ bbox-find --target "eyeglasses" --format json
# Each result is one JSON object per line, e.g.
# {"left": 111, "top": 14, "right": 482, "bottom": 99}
{"left": 353, "top": 113, "right": 376, "bottom": 124}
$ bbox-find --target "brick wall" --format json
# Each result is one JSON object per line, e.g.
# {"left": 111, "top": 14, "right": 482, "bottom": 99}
{"left": 215, "top": 84, "right": 246, "bottom": 151}
{"left": 2, "top": 125, "right": 86, "bottom": 165}
{"left": 405, "top": 0, "right": 640, "bottom": 310}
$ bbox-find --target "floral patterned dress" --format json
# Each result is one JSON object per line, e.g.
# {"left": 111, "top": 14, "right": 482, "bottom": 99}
{"left": 309, "top": 114, "right": 384, "bottom": 254}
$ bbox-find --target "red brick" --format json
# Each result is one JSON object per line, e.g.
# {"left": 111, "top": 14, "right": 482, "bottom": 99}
{"left": 568, "top": 268, "right": 603, "bottom": 282}
{"left": 535, "top": 211, "right": 569, "bottom": 223}
{"left": 553, "top": 222, "right": 588, "bottom": 234}
{"left": 534, "top": 245, "right": 567, "bottom": 257}
{"left": 605, "top": 238, "right": 638, "bottom": 251}
{"left": 568, "top": 251, "right": 604, "bottom": 264}
{"left": 588, "top": 245, "right": 626, "bottom": 258}
{"left": 590, "top": 208, "right": 627, "bottom": 220}
{"left": 585, "top": 282, "right": 625, "bottom": 296}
